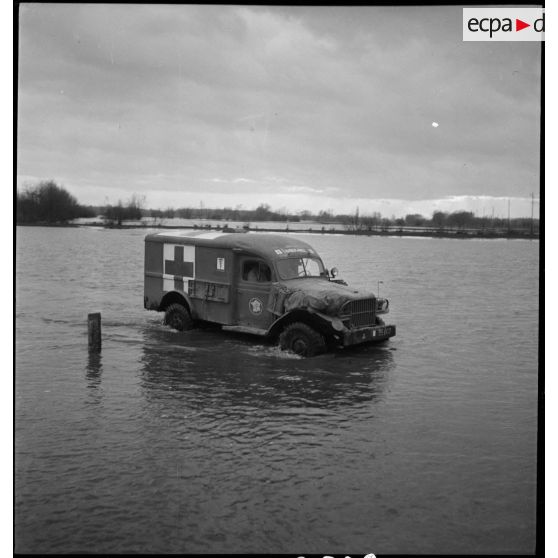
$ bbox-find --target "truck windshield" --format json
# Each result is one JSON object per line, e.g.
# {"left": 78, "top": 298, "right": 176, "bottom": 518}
{"left": 276, "top": 257, "right": 326, "bottom": 280}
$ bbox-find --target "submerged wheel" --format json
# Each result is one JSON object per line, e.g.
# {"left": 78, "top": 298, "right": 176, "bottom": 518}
{"left": 164, "top": 303, "right": 194, "bottom": 331}
{"left": 279, "top": 322, "right": 326, "bottom": 357}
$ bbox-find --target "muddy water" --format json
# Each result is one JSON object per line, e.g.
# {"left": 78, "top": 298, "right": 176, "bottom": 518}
{"left": 15, "top": 226, "right": 539, "bottom": 554}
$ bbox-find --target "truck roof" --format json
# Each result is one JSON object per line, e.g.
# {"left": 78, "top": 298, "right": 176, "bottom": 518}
{"left": 145, "top": 230, "right": 318, "bottom": 260}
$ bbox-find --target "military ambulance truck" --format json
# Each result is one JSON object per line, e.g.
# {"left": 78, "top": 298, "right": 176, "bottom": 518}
{"left": 144, "top": 231, "right": 395, "bottom": 356}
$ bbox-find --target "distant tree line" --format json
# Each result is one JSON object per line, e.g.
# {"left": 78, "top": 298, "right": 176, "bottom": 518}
{"left": 16, "top": 180, "right": 95, "bottom": 223}
{"left": 17, "top": 180, "right": 144, "bottom": 225}
{"left": 104, "top": 194, "right": 144, "bottom": 226}
{"left": 349, "top": 210, "right": 539, "bottom": 233}
{"left": 148, "top": 203, "right": 296, "bottom": 222}
{"left": 17, "top": 181, "right": 539, "bottom": 234}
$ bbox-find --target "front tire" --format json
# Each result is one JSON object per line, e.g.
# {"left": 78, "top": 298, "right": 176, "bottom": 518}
{"left": 164, "top": 303, "right": 194, "bottom": 331}
{"left": 279, "top": 322, "right": 326, "bottom": 357}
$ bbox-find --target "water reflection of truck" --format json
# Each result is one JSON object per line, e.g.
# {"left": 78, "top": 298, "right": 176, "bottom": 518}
{"left": 144, "top": 231, "right": 395, "bottom": 356}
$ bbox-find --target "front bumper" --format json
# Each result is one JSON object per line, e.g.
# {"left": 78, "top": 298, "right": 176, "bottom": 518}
{"left": 342, "top": 324, "right": 396, "bottom": 346}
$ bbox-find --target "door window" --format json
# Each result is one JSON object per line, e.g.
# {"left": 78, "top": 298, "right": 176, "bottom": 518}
{"left": 242, "top": 260, "right": 272, "bottom": 283}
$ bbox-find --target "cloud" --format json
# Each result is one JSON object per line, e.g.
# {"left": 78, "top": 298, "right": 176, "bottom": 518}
{"left": 17, "top": 5, "right": 541, "bottom": 213}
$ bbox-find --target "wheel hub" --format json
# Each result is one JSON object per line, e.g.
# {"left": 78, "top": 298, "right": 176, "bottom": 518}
{"left": 292, "top": 337, "right": 308, "bottom": 354}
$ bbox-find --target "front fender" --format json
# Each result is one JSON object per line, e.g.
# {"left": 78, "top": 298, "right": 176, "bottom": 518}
{"left": 267, "top": 308, "right": 345, "bottom": 340}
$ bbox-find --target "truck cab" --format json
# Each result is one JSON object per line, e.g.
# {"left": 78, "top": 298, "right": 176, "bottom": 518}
{"left": 144, "top": 230, "right": 395, "bottom": 356}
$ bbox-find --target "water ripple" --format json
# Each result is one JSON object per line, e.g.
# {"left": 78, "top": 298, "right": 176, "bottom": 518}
{"left": 15, "top": 228, "right": 538, "bottom": 554}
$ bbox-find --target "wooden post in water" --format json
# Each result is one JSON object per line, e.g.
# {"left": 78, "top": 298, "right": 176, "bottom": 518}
{"left": 88, "top": 313, "right": 102, "bottom": 352}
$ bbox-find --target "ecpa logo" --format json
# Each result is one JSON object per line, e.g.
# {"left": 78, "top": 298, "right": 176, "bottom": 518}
{"left": 463, "top": 8, "right": 544, "bottom": 41}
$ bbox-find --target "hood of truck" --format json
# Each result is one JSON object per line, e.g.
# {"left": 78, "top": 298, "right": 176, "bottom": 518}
{"left": 269, "top": 278, "right": 375, "bottom": 316}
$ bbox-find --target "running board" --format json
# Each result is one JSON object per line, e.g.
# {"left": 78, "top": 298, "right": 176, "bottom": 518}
{"left": 222, "top": 325, "right": 268, "bottom": 336}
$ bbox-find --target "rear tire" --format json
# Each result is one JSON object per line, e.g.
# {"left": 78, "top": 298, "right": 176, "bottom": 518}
{"left": 279, "top": 322, "right": 326, "bottom": 357}
{"left": 164, "top": 303, "right": 194, "bottom": 331}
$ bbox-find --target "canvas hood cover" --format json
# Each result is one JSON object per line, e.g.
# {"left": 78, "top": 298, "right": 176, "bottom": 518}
{"left": 268, "top": 278, "right": 375, "bottom": 316}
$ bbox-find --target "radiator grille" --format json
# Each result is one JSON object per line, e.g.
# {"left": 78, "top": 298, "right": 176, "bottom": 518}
{"left": 341, "top": 298, "right": 376, "bottom": 328}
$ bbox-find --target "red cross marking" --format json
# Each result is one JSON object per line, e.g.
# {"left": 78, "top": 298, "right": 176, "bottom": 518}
{"left": 165, "top": 246, "right": 194, "bottom": 290}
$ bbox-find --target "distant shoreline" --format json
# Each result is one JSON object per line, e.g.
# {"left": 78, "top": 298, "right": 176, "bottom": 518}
{"left": 17, "top": 221, "right": 540, "bottom": 240}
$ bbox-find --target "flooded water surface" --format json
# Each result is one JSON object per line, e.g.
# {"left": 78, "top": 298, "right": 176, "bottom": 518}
{"left": 15, "top": 227, "right": 539, "bottom": 554}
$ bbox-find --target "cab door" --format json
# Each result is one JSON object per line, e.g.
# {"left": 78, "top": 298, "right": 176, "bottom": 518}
{"left": 235, "top": 257, "right": 275, "bottom": 330}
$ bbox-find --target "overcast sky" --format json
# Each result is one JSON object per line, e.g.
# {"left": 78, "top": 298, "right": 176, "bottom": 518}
{"left": 17, "top": 4, "right": 541, "bottom": 218}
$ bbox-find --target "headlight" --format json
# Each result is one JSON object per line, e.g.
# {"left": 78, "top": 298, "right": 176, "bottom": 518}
{"left": 376, "top": 298, "right": 389, "bottom": 312}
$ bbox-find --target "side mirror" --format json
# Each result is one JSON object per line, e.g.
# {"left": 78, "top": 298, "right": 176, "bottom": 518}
{"left": 331, "top": 267, "right": 338, "bottom": 278}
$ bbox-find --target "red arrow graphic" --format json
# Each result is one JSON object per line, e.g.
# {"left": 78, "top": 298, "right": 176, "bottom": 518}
{"left": 516, "top": 19, "right": 530, "bottom": 31}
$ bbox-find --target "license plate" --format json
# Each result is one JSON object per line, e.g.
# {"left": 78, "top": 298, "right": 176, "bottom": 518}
{"left": 377, "top": 327, "right": 385, "bottom": 336}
